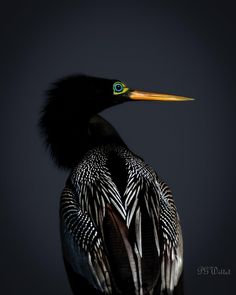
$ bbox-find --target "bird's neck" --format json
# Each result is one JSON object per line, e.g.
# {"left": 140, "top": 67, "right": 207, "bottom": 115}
{"left": 88, "top": 115, "right": 125, "bottom": 149}
{"left": 49, "top": 112, "right": 125, "bottom": 169}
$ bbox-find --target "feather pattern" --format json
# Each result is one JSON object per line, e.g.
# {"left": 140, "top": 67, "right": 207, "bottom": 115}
{"left": 60, "top": 144, "right": 183, "bottom": 294}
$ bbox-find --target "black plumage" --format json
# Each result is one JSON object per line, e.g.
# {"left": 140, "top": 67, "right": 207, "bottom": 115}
{"left": 39, "top": 74, "right": 191, "bottom": 294}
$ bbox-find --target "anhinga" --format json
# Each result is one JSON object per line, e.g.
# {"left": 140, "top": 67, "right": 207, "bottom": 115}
{"left": 39, "top": 75, "right": 192, "bottom": 295}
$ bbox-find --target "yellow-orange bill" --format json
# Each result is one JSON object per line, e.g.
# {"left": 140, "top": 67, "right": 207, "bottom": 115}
{"left": 129, "top": 90, "right": 194, "bottom": 102}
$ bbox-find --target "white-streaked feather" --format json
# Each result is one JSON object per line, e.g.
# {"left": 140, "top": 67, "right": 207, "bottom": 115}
{"left": 61, "top": 145, "right": 183, "bottom": 294}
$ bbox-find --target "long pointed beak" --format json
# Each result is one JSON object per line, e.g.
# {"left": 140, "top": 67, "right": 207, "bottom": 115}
{"left": 129, "top": 90, "right": 193, "bottom": 102}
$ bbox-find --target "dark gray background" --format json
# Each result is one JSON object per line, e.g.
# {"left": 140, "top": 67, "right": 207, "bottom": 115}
{"left": 1, "top": 0, "right": 235, "bottom": 294}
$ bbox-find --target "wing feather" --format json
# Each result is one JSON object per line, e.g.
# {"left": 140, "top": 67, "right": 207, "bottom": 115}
{"left": 158, "top": 179, "right": 183, "bottom": 293}
{"left": 60, "top": 185, "right": 112, "bottom": 293}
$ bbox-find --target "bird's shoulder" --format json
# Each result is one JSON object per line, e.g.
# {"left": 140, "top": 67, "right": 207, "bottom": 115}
{"left": 70, "top": 144, "right": 157, "bottom": 184}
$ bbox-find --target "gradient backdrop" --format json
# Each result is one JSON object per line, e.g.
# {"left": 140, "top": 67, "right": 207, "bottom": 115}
{"left": 1, "top": 0, "right": 235, "bottom": 294}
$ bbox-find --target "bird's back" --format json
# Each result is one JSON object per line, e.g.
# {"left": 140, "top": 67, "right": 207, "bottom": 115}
{"left": 60, "top": 144, "right": 183, "bottom": 295}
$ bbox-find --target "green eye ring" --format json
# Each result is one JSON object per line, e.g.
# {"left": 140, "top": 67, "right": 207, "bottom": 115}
{"left": 113, "top": 81, "right": 129, "bottom": 95}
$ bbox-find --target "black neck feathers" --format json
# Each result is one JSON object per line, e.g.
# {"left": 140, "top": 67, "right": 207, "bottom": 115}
{"left": 39, "top": 75, "right": 126, "bottom": 169}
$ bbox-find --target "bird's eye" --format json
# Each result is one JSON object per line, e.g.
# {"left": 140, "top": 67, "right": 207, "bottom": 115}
{"left": 113, "top": 82, "right": 123, "bottom": 93}
{"left": 113, "top": 81, "right": 129, "bottom": 95}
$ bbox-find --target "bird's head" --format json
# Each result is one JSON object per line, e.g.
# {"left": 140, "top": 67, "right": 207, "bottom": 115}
{"left": 39, "top": 74, "right": 192, "bottom": 168}
{"left": 44, "top": 74, "right": 192, "bottom": 116}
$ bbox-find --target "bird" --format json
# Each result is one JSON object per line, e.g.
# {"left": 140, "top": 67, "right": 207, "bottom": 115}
{"left": 39, "top": 74, "right": 192, "bottom": 295}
